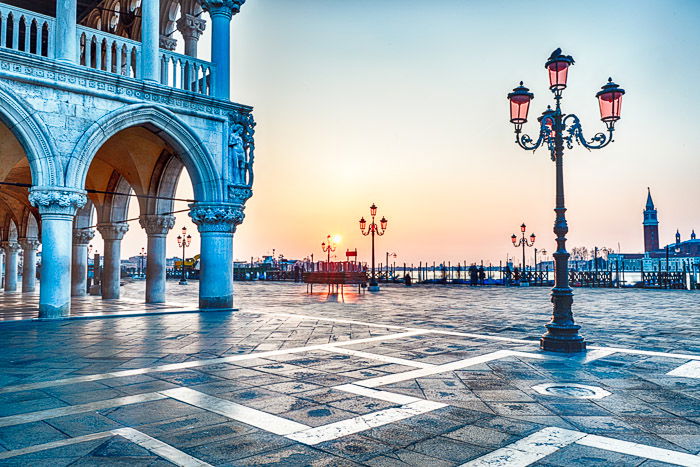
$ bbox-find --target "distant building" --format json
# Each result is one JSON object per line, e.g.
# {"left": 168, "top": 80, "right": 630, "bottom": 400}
{"left": 643, "top": 188, "right": 660, "bottom": 252}
{"left": 608, "top": 189, "right": 700, "bottom": 270}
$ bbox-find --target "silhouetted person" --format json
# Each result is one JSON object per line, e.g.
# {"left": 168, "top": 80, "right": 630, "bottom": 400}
{"left": 404, "top": 273, "right": 412, "bottom": 286}
{"left": 514, "top": 267, "right": 521, "bottom": 282}
{"left": 478, "top": 266, "right": 486, "bottom": 285}
{"left": 469, "top": 264, "right": 478, "bottom": 286}
{"left": 504, "top": 264, "right": 512, "bottom": 286}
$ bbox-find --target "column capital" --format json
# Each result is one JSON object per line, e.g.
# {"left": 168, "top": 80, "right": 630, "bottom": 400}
{"left": 159, "top": 35, "right": 178, "bottom": 51}
{"left": 97, "top": 223, "right": 129, "bottom": 241}
{"left": 189, "top": 202, "right": 244, "bottom": 234}
{"left": 177, "top": 14, "right": 207, "bottom": 40}
{"left": 29, "top": 187, "right": 87, "bottom": 216}
{"left": 1, "top": 241, "right": 21, "bottom": 253}
{"left": 200, "top": 0, "right": 246, "bottom": 18}
{"left": 139, "top": 215, "right": 176, "bottom": 236}
{"left": 19, "top": 238, "right": 40, "bottom": 251}
{"left": 73, "top": 229, "right": 95, "bottom": 245}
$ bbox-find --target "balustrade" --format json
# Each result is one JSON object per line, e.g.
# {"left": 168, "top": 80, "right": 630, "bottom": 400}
{"left": 0, "top": 4, "right": 53, "bottom": 58}
{"left": 160, "top": 50, "right": 215, "bottom": 96}
{"left": 0, "top": 3, "right": 218, "bottom": 98}
{"left": 77, "top": 26, "right": 140, "bottom": 78}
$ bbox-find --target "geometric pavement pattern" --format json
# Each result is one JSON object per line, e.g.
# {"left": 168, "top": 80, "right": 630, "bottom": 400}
{"left": 0, "top": 306, "right": 699, "bottom": 466}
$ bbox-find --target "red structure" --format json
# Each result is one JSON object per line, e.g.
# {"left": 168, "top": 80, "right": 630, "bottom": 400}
{"left": 302, "top": 261, "right": 367, "bottom": 294}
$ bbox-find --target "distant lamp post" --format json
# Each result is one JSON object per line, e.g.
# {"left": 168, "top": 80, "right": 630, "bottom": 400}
{"left": 139, "top": 247, "right": 146, "bottom": 278}
{"left": 176, "top": 227, "right": 192, "bottom": 285}
{"left": 506, "top": 48, "right": 625, "bottom": 353}
{"left": 511, "top": 223, "right": 535, "bottom": 271}
{"left": 321, "top": 235, "right": 337, "bottom": 264}
{"left": 386, "top": 251, "right": 397, "bottom": 280}
{"left": 359, "top": 203, "right": 388, "bottom": 292}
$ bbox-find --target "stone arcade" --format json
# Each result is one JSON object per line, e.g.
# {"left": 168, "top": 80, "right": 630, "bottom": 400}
{"left": 0, "top": 0, "right": 255, "bottom": 317}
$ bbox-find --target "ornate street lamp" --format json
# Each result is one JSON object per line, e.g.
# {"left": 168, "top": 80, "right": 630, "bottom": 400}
{"left": 511, "top": 223, "right": 535, "bottom": 272}
{"left": 506, "top": 48, "right": 625, "bottom": 353}
{"left": 176, "top": 226, "right": 192, "bottom": 285}
{"left": 359, "top": 203, "right": 387, "bottom": 292}
{"left": 139, "top": 247, "right": 146, "bottom": 278}
{"left": 321, "top": 235, "right": 337, "bottom": 264}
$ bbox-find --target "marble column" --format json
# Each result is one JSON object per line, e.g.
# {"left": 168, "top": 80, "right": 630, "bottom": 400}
{"left": 2, "top": 241, "right": 21, "bottom": 292}
{"left": 201, "top": 0, "right": 246, "bottom": 99}
{"left": 55, "top": 0, "right": 78, "bottom": 63}
{"left": 97, "top": 223, "right": 129, "bottom": 300}
{"left": 139, "top": 215, "right": 175, "bottom": 304}
{"left": 29, "top": 188, "right": 86, "bottom": 318}
{"left": 141, "top": 0, "right": 161, "bottom": 81}
{"left": 71, "top": 229, "right": 95, "bottom": 297}
{"left": 189, "top": 198, "right": 246, "bottom": 309}
{"left": 176, "top": 14, "right": 206, "bottom": 58}
{"left": 19, "top": 238, "right": 40, "bottom": 293}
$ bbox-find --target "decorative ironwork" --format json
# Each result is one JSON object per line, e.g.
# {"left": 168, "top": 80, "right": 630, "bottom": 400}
{"left": 507, "top": 49, "right": 626, "bottom": 353}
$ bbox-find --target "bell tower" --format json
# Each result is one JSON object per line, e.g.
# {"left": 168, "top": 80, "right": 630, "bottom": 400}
{"left": 643, "top": 188, "right": 659, "bottom": 252}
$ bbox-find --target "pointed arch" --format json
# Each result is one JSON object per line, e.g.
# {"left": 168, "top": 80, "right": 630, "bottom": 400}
{"left": 0, "top": 82, "right": 61, "bottom": 187}
{"left": 66, "top": 103, "right": 221, "bottom": 202}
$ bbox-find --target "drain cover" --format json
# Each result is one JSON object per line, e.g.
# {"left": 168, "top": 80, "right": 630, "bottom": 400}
{"left": 531, "top": 383, "right": 610, "bottom": 399}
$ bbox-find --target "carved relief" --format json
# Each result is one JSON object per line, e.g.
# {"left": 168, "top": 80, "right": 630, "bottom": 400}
{"left": 29, "top": 189, "right": 87, "bottom": 216}
{"left": 189, "top": 204, "right": 244, "bottom": 233}
{"left": 139, "top": 215, "right": 176, "bottom": 235}
{"left": 72, "top": 229, "right": 96, "bottom": 245}
{"left": 228, "top": 110, "right": 256, "bottom": 191}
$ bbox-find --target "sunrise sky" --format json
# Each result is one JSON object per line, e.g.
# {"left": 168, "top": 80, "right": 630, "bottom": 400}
{"left": 112, "top": 0, "right": 700, "bottom": 266}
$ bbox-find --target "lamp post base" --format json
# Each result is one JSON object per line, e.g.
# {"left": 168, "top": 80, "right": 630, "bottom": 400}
{"left": 178, "top": 280, "right": 188, "bottom": 285}
{"left": 540, "top": 323, "right": 586, "bottom": 353}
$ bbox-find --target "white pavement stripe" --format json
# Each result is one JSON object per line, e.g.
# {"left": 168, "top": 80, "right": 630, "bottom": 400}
{"left": 587, "top": 345, "right": 700, "bottom": 361}
{"left": 459, "top": 427, "right": 587, "bottom": 466}
{"left": 264, "top": 310, "right": 700, "bottom": 360}
{"left": 0, "top": 392, "right": 166, "bottom": 428}
{"left": 577, "top": 434, "right": 700, "bottom": 467}
{"left": 356, "top": 350, "right": 543, "bottom": 388}
{"left": 286, "top": 400, "right": 446, "bottom": 445}
{"left": 0, "top": 428, "right": 211, "bottom": 466}
{"left": 323, "top": 347, "right": 436, "bottom": 368}
{"left": 0, "top": 330, "right": 427, "bottom": 394}
{"left": 160, "top": 387, "right": 310, "bottom": 435}
{"left": 114, "top": 427, "right": 212, "bottom": 467}
{"left": 267, "top": 312, "right": 410, "bottom": 331}
{"left": 460, "top": 426, "right": 700, "bottom": 467}
{"left": 334, "top": 384, "right": 422, "bottom": 405}
{"left": 422, "top": 329, "right": 535, "bottom": 345}
{"left": 0, "top": 431, "right": 113, "bottom": 460}
{"left": 583, "top": 349, "right": 616, "bottom": 363}
{"left": 667, "top": 361, "right": 700, "bottom": 379}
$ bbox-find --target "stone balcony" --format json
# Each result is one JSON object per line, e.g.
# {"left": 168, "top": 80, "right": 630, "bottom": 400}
{"left": 0, "top": 2, "right": 246, "bottom": 114}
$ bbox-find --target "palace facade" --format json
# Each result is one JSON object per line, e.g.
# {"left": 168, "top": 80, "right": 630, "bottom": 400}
{"left": 0, "top": 0, "right": 255, "bottom": 317}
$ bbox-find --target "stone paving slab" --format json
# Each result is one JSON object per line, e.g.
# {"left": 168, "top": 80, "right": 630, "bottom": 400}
{"left": 0, "top": 282, "right": 697, "bottom": 465}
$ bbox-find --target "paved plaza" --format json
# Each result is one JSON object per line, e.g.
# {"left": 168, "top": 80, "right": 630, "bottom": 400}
{"left": 0, "top": 282, "right": 698, "bottom": 466}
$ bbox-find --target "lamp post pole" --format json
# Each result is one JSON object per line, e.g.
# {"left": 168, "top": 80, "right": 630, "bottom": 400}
{"left": 506, "top": 48, "right": 625, "bottom": 352}
{"left": 139, "top": 247, "right": 146, "bottom": 278}
{"left": 386, "top": 252, "right": 396, "bottom": 282}
{"left": 359, "top": 203, "right": 388, "bottom": 292}
{"left": 177, "top": 227, "right": 192, "bottom": 285}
